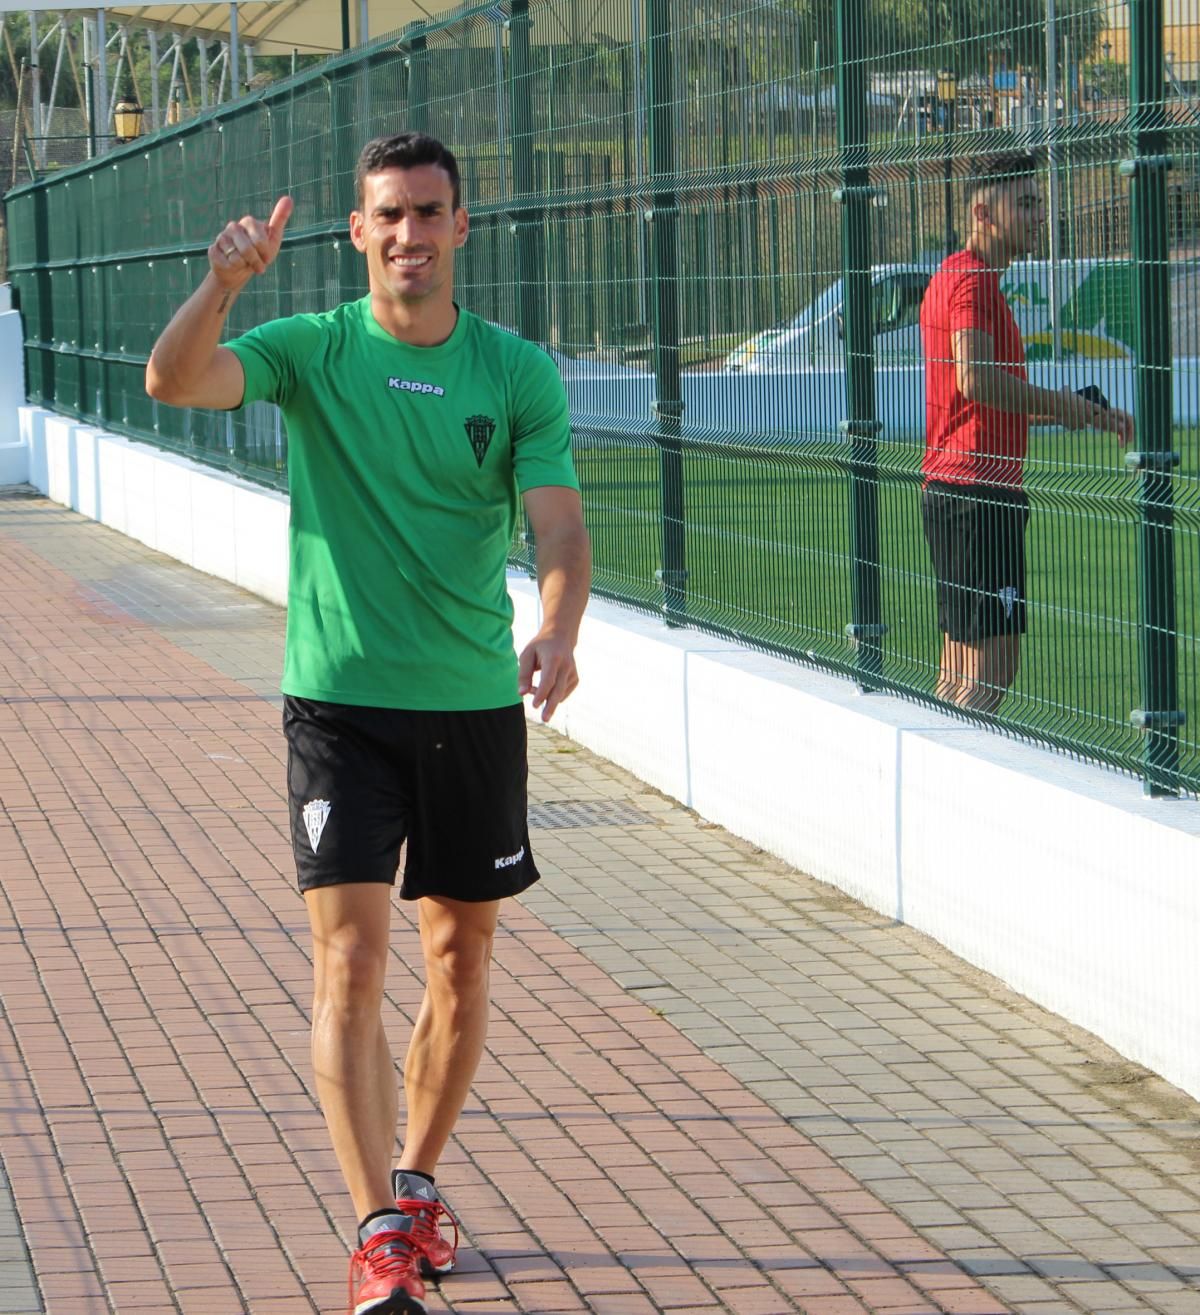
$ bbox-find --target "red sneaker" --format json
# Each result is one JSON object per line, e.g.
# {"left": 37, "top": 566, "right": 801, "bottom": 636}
{"left": 347, "top": 1216, "right": 426, "bottom": 1315}
{"left": 393, "top": 1170, "right": 459, "bottom": 1278}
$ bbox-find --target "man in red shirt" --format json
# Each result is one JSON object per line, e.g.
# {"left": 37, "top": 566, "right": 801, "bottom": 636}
{"left": 920, "top": 152, "right": 1133, "bottom": 712}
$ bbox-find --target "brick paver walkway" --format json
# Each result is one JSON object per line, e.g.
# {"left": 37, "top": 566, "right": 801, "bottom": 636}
{"left": 0, "top": 488, "right": 1197, "bottom": 1315}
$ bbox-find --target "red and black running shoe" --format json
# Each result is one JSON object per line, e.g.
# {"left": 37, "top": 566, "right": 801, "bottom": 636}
{"left": 393, "top": 1170, "right": 459, "bottom": 1278}
{"left": 347, "top": 1214, "right": 426, "bottom": 1315}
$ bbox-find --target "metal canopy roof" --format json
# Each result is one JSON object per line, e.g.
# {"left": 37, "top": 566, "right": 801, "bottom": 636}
{"left": 0, "top": 0, "right": 620, "bottom": 54}
{"left": 98, "top": 0, "right": 451, "bottom": 54}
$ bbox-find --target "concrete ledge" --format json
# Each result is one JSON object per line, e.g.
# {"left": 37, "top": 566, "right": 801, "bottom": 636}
{"left": 17, "top": 402, "right": 1200, "bottom": 1102}
{"left": 0, "top": 443, "right": 28, "bottom": 486}
{"left": 0, "top": 305, "right": 28, "bottom": 483}
{"left": 21, "top": 405, "right": 289, "bottom": 607}
{"left": 512, "top": 553, "right": 1200, "bottom": 1104}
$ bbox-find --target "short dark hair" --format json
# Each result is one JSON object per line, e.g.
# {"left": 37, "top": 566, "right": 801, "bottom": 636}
{"left": 354, "top": 132, "right": 462, "bottom": 210}
{"left": 968, "top": 150, "right": 1040, "bottom": 203}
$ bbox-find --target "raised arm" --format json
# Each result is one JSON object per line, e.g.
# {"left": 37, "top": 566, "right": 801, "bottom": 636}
{"left": 145, "top": 195, "right": 293, "bottom": 410}
{"left": 516, "top": 485, "right": 591, "bottom": 723}
{"left": 952, "top": 327, "right": 1133, "bottom": 443}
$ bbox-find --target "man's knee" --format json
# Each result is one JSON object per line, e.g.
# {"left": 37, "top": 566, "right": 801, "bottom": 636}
{"left": 424, "top": 919, "right": 495, "bottom": 998}
{"left": 315, "top": 932, "right": 389, "bottom": 1014}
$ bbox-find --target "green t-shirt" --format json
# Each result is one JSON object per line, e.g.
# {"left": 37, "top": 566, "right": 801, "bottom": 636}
{"left": 227, "top": 299, "right": 578, "bottom": 710}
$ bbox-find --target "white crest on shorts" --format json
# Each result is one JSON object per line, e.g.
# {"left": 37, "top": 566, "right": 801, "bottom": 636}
{"left": 302, "top": 798, "right": 331, "bottom": 853}
{"left": 998, "top": 585, "right": 1019, "bottom": 618}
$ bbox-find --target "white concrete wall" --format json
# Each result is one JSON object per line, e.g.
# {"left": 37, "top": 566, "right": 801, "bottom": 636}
{"left": 514, "top": 579, "right": 1199, "bottom": 1100}
{"left": 0, "top": 296, "right": 28, "bottom": 484}
{"left": 17, "top": 407, "right": 289, "bottom": 606}
{"left": 12, "top": 402, "right": 1200, "bottom": 1103}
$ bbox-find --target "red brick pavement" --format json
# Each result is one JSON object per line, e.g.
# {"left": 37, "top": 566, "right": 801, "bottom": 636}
{"left": 0, "top": 525, "right": 1011, "bottom": 1313}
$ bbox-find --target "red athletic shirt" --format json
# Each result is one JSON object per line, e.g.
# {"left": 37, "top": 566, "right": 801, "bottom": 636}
{"left": 920, "top": 249, "right": 1028, "bottom": 489}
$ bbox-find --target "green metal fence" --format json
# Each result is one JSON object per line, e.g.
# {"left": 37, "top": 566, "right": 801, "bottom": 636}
{"left": 6, "top": 0, "right": 1198, "bottom": 795}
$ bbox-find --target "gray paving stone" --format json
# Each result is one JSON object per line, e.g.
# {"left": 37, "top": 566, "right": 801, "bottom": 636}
{"left": 0, "top": 1161, "right": 41, "bottom": 1313}
{"left": 954, "top": 1254, "right": 1034, "bottom": 1277}
{"left": 1053, "top": 1281, "right": 1163, "bottom": 1312}
{"left": 1147, "top": 1291, "right": 1200, "bottom": 1315}
{"left": 981, "top": 1273, "right": 1066, "bottom": 1303}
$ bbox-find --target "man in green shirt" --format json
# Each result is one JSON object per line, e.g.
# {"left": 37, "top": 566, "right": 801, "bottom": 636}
{"left": 146, "top": 133, "right": 590, "bottom": 1315}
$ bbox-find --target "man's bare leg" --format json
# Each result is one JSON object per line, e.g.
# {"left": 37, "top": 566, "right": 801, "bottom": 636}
{"left": 398, "top": 896, "right": 500, "bottom": 1177}
{"left": 306, "top": 882, "right": 397, "bottom": 1221}
{"left": 940, "top": 633, "right": 1021, "bottom": 713}
{"left": 935, "top": 634, "right": 964, "bottom": 704}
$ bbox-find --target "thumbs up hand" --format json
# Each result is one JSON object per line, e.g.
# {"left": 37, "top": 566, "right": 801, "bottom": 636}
{"left": 208, "top": 195, "right": 294, "bottom": 289}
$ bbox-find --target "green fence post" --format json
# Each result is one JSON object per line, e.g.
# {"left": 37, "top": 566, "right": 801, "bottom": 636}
{"left": 508, "top": 0, "right": 545, "bottom": 574}
{"left": 835, "top": 0, "right": 884, "bottom": 689}
{"left": 406, "top": 30, "right": 429, "bottom": 134}
{"left": 581, "top": 152, "right": 596, "bottom": 346}
{"left": 1125, "top": 0, "right": 1181, "bottom": 796}
{"left": 32, "top": 183, "right": 55, "bottom": 405}
{"left": 768, "top": 195, "right": 783, "bottom": 323}
{"left": 647, "top": 0, "right": 686, "bottom": 625}
{"left": 328, "top": 72, "right": 365, "bottom": 304}
{"left": 550, "top": 149, "right": 569, "bottom": 347}
{"left": 509, "top": 0, "right": 546, "bottom": 347}
{"left": 266, "top": 102, "right": 294, "bottom": 323}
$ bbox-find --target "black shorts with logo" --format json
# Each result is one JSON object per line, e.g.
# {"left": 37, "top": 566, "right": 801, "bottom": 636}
{"left": 283, "top": 697, "right": 539, "bottom": 901}
{"left": 922, "top": 481, "right": 1031, "bottom": 643}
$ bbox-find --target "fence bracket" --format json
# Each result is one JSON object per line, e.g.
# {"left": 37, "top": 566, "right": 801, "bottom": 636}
{"left": 1118, "top": 154, "right": 1173, "bottom": 177}
{"left": 1124, "top": 449, "right": 1180, "bottom": 472}
{"left": 832, "top": 185, "right": 884, "bottom": 204}
{"left": 651, "top": 399, "right": 684, "bottom": 422}
{"left": 1130, "top": 709, "right": 1186, "bottom": 730}
{"left": 845, "top": 622, "right": 888, "bottom": 640}
{"left": 838, "top": 418, "right": 884, "bottom": 438}
{"left": 654, "top": 568, "right": 689, "bottom": 587}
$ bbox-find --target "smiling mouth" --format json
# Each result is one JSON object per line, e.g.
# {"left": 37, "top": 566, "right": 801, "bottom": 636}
{"left": 390, "top": 253, "right": 432, "bottom": 270}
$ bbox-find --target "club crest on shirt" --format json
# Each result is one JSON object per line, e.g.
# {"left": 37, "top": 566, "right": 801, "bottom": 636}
{"left": 464, "top": 414, "right": 497, "bottom": 467}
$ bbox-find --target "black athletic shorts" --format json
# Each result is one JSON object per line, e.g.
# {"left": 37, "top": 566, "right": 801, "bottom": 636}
{"left": 922, "top": 481, "right": 1031, "bottom": 643}
{"left": 282, "top": 696, "right": 539, "bottom": 901}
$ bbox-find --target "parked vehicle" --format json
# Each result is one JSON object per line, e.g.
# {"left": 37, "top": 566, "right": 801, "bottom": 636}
{"left": 722, "top": 258, "right": 1140, "bottom": 373}
{"left": 722, "top": 263, "right": 936, "bottom": 372}
{"left": 1003, "top": 259, "right": 1135, "bottom": 361}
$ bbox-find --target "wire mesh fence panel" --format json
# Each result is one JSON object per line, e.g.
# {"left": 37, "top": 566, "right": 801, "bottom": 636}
{"left": 5, "top": 0, "right": 1196, "bottom": 793}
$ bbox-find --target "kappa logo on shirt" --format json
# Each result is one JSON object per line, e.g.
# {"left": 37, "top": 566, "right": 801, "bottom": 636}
{"left": 388, "top": 377, "right": 445, "bottom": 397}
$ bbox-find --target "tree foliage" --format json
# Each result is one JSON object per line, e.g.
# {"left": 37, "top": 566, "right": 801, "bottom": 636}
{"left": 752, "top": 0, "right": 1107, "bottom": 78}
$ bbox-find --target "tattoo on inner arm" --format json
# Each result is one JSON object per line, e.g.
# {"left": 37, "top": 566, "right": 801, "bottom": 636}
{"left": 217, "top": 291, "right": 232, "bottom": 313}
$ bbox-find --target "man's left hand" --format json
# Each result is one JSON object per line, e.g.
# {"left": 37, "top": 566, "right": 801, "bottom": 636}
{"left": 518, "top": 632, "right": 579, "bottom": 723}
{"left": 1107, "top": 406, "right": 1135, "bottom": 448}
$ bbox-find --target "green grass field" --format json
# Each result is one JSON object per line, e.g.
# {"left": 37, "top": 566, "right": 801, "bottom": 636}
{"left": 564, "top": 426, "right": 1200, "bottom": 793}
